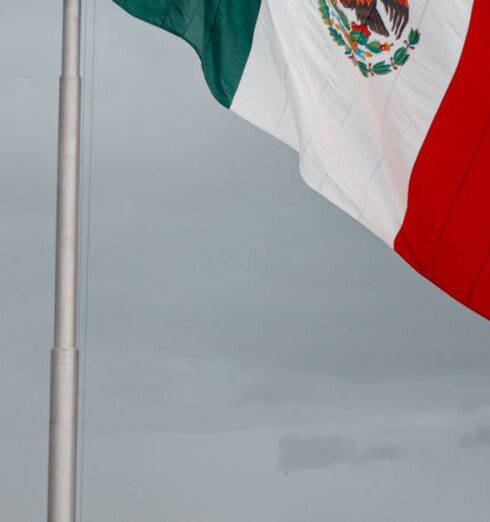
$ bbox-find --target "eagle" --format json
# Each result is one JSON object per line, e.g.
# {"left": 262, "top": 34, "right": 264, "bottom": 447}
{"left": 338, "top": 0, "right": 409, "bottom": 39}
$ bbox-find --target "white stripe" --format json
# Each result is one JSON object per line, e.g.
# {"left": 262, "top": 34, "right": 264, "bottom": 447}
{"left": 231, "top": 0, "right": 473, "bottom": 246}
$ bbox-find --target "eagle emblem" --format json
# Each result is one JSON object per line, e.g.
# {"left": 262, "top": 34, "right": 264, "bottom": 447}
{"left": 319, "top": 0, "right": 420, "bottom": 76}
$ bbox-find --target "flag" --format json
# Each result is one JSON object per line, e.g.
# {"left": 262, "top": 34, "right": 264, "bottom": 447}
{"left": 112, "top": 0, "right": 490, "bottom": 320}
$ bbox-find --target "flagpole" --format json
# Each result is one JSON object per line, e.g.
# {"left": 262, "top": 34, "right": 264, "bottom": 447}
{"left": 47, "top": 0, "right": 82, "bottom": 521}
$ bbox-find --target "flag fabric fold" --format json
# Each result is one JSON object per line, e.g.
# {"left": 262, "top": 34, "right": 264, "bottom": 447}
{"left": 112, "top": 0, "right": 490, "bottom": 320}
{"left": 112, "top": 0, "right": 261, "bottom": 107}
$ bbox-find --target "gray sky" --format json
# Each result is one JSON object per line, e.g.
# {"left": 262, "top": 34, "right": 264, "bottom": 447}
{"left": 1, "top": 1, "right": 489, "bottom": 521}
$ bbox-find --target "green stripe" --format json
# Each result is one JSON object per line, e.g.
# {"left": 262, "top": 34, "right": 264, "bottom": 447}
{"left": 112, "top": 0, "right": 261, "bottom": 108}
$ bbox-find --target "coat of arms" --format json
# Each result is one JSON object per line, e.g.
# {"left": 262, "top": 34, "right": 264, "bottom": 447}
{"left": 319, "top": 0, "right": 421, "bottom": 76}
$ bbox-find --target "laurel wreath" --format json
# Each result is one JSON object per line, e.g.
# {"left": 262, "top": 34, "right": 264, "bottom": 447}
{"left": 318, "top": 0, "right": 421, "bottom": 77}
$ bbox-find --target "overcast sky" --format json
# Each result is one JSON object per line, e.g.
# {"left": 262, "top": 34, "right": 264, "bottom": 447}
{"left": 1, "top": 1, "right": 489, "bottom": 521}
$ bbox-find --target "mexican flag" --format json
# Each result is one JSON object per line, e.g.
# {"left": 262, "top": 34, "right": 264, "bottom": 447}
{"left": 112, "top": 0, "right": 490, "bottom": 320}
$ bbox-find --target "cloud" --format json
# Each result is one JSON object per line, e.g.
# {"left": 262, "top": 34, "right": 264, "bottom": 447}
{"left": 278, "top": 434, "right": 357, "bottom": 471}
{"left": 356, "top": 443, "right": 406, "bottom": 463}
{"left": 277, "top": 434, "right": 405, "bottom": 472}
{"left": 459, "top": 426, "right": 490, "bottom": 449}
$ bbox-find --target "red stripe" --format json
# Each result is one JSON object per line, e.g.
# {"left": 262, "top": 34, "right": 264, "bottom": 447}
{"left": 394, "top": 0, "right": 490, "bottom": 320}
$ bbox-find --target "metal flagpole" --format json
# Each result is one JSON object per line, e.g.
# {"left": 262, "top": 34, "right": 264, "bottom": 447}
{"left": 47, "top": 0, "right": 82, "bottom": 521}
